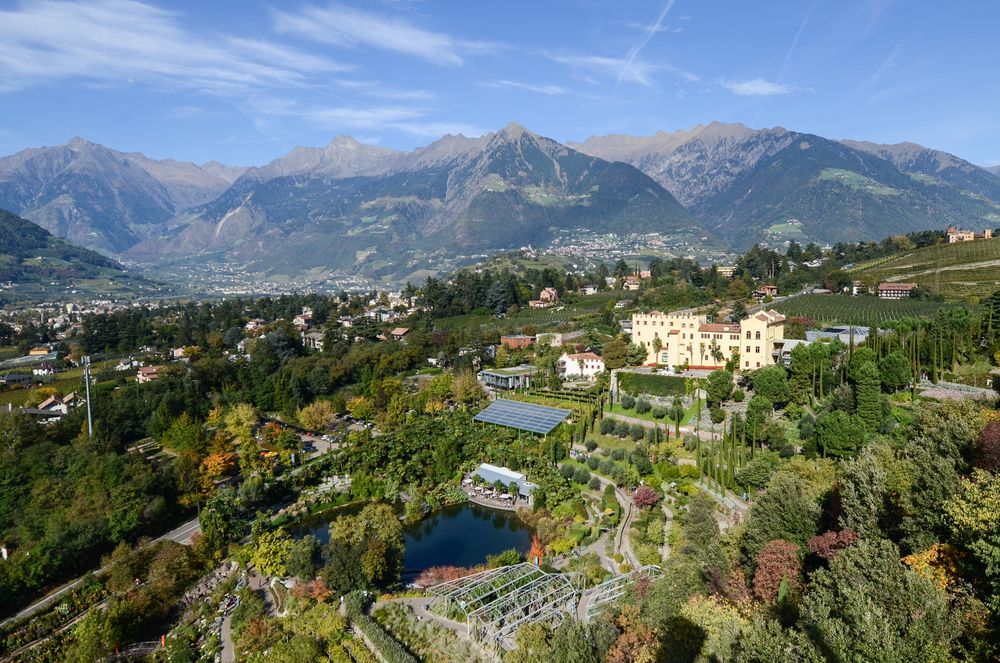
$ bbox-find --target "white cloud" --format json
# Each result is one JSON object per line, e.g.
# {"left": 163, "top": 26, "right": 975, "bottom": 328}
{"left": 486, "top": 80, "right": 569, "bottom": 96}
{"left": 242, "top": 97, "right": 484, "bottom": 138}
{"left": 0, "top": 0, "right": 348, "bottom": 95}
{"left": 721, "top": 78, "right": 795, "bottom": 96}
{"left": 547, "top": 53, "right": 697, "bottom": 87}
{"left": 273, "top": 3, "right": 492, "bottom": 66}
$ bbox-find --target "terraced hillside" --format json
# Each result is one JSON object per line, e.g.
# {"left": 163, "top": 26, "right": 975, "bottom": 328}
{"left": 850, "top": 237, "right": 1000, "bottom": 301}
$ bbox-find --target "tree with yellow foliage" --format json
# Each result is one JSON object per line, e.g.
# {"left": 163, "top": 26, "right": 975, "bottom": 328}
{"left": 224, "top": 403, "right": 258, "bottom": 441}
{"left": 298, "top": 400, "right": 335, "bottom": 431}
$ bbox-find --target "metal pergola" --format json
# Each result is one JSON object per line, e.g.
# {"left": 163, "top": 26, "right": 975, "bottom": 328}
{"left": 580, "top": 564, "right": 663, "bottom": 622}
{"left": 427, "top": 563, "right": 583, "bottom": 652}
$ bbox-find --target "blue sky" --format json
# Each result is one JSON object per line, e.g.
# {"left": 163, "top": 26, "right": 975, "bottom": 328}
{"left": 0, "top": 0, "right": 997, "bottom": 167}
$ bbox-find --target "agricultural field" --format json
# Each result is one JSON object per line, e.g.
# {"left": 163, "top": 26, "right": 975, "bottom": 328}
{"left": 850, "top": 237, "right": 1000, "bottom": 301}
{"left": 434, "top": 291, "right": 624, "bottom": 334}
{"left": 772, "top": 293, "right": 953, "bottom": 326}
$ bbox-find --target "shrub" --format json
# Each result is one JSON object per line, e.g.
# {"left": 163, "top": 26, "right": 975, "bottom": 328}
{"left": 733, "top": 388, "right": 745, "bottom": 402}
{"left": 710, "top": 406, "right": 725, "bottom": 424}
{"left": 343, "top": 593, "right": 417, "bottom": 663}
{"left": 599, "top": 460, "right": 616, "bottom": 475}
{"left": 586, "top": 456, "right": 599, "bottom": 470}
{"left": 615, "top": 420, "right": 631, "bottom": 438}
{"left": 585, "top": 439, "right": 598, "bottom": 452}
{"left": 611, "top": 449, "right": 626, "bottom": 461}
{"left": 630, "top": 424, "right": 645, "bottom": 441}
{"left": 600, "top": 419, "right": 616, "bottom": 435}
{"left": 651, "top": 406, "right": 666, "bottom": 419}
{"left": 573, "top": 467, "right": 591, "bottom": 484}
{"left": 621, "top": 395, "right": 636, "bottom": 410}
{"left": 588, "top": 476, "right": 602, "bottom": 490}
{"left": 632, "top": 486, "right": 661, "bottom": 508}
{"left": 560, "top": 464, "right": 575, "bottom": 479}
{"left": 635, "top": 399, "right": 651, "bottom": 414}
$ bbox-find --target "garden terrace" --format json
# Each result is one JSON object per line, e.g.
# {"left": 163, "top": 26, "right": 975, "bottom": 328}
{"left": 426, "top": 563, "right": 583, "bottom": 652}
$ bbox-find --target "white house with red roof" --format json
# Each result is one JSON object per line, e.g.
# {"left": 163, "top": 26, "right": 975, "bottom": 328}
{"left": 558, "top": 352, "right": 605, "bottom": 379}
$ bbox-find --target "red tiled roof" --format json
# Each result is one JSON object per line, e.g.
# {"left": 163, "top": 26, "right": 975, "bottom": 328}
{"left": 698, "top": 323, "right": 740, "bottom": 333}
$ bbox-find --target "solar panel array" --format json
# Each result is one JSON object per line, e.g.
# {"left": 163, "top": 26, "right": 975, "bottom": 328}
{"left": 473, "top": 399, "right": 572, "bottom": 435}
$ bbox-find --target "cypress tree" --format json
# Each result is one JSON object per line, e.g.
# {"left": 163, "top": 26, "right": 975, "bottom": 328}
{"left": 855, "top": 361, "right": 882, "bottom": 432}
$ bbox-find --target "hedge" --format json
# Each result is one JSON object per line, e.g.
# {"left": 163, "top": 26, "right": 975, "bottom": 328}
{"left": 618, "top": 372, "right": 687, "bottom": 398}
{"left": 344, "top": 592, "right": 418, "bottom": 663}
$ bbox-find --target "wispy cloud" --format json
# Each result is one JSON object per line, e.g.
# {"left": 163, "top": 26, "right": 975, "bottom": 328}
{"left": 335, "top": 79, "right": 435, "bottom": 101}
{"left": 547, "top": 54, "right": 654, "bottom": 87}
{"left": 485, "top": 80, "right": 569, "bottom": 96}
{"left": 547, "top": 49, "right": 697, "bottom": 88}
{"left": 721, "top": 78, "right": 795, "bottom": 96}
{"left": 243, "top": 97, "right": 485, "bottom": 139}
{"left": 273, "top": 3, "right": 494, "bottom": 66}
{"left": 619, "top": 0, "right": 677, "bottom": 85}
{"left": 0, "top": 0, "right": 348, "bottom": 95}
{"left": 779, "top": 3, "right": 815, "bottom": 82}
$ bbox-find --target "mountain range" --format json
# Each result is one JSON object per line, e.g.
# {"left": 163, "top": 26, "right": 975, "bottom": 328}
{"left": 2, "top": 122, "right": 1000, "bottom": 283}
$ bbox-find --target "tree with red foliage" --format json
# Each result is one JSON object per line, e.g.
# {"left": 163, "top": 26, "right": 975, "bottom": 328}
{"left": 752, "top": 539, "right": 802, "bottom": 602}
{"left": 528, "top": 534, "right": 545, "bottom": 566}
{"left": 414, "top": 566, "right": 474, "bottom": 587}
{"left": 974, "top": 419, "right": 1000, "bottom": 471}
{"left": 807, "top": 528, "right": 858, "bottom": 561}
{"left": 632, "top": 486, "right": 661, "bottom": 509}
{"left": 290, "top": 578, "right": 332, "bottom": 602}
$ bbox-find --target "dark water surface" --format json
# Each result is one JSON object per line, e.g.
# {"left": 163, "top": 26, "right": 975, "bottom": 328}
{"left": 299, "top": 502, "right": 532, "bottom": 572}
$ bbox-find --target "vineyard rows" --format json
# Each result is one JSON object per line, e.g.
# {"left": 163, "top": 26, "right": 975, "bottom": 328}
{"left": 773, "top": 294, "right": 953, "bottom": 326}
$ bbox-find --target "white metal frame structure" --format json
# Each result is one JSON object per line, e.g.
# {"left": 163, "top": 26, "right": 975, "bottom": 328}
{"left": 427, "top": 563, "right": 583, "bottom": 652}
{"left": 580, "top": 564, "right": 662, "bottom": 622}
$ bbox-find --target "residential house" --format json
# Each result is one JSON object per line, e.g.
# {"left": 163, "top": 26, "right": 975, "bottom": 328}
{"left": 539, "top": 287, "right": 559, "bottom": 303}
{"left": 37, "top": 392, "right": 82, "bottom": 416}
{"left": 529, "top": 287, "right": 560, "bottom": 309}
{"left": 390, "top": 327, "right": 410, "bottom": 342}
{"left": 28, "top": 346, "right": 50, "bottom": 357}
{"left": 752, "top": 285, "right": 778, "bottom": 301}
{"left": 581, "top": 286, "right": 598, "bottom": 296}
{"left": 559, "top": 352, "right": 605, "bottom": 379}
{"left": 137, "top": 365, "right": 163, "bottom": 384}
{"left": 623, "top": 275, "right": 641, "bottom": 291}
{"left": 877, "top": 283, "right": 918, "bottom": 299}
{"left": 303, "top": 331, "right": 325, "bottom": 351}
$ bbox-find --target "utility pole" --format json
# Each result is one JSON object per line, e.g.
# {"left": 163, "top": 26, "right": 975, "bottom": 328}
{"left": 83, "top": 356, "right": 93, "bottom": 440}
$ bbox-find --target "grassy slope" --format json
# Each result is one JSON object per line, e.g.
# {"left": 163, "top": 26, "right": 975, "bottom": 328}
{"left": 851, "top": 237, "right": 1000, "bottom": 301}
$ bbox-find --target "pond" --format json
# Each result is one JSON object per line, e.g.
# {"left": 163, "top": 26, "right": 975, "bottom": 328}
{"left": 298, "top": 502, "right": 533, "bottom": 574}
